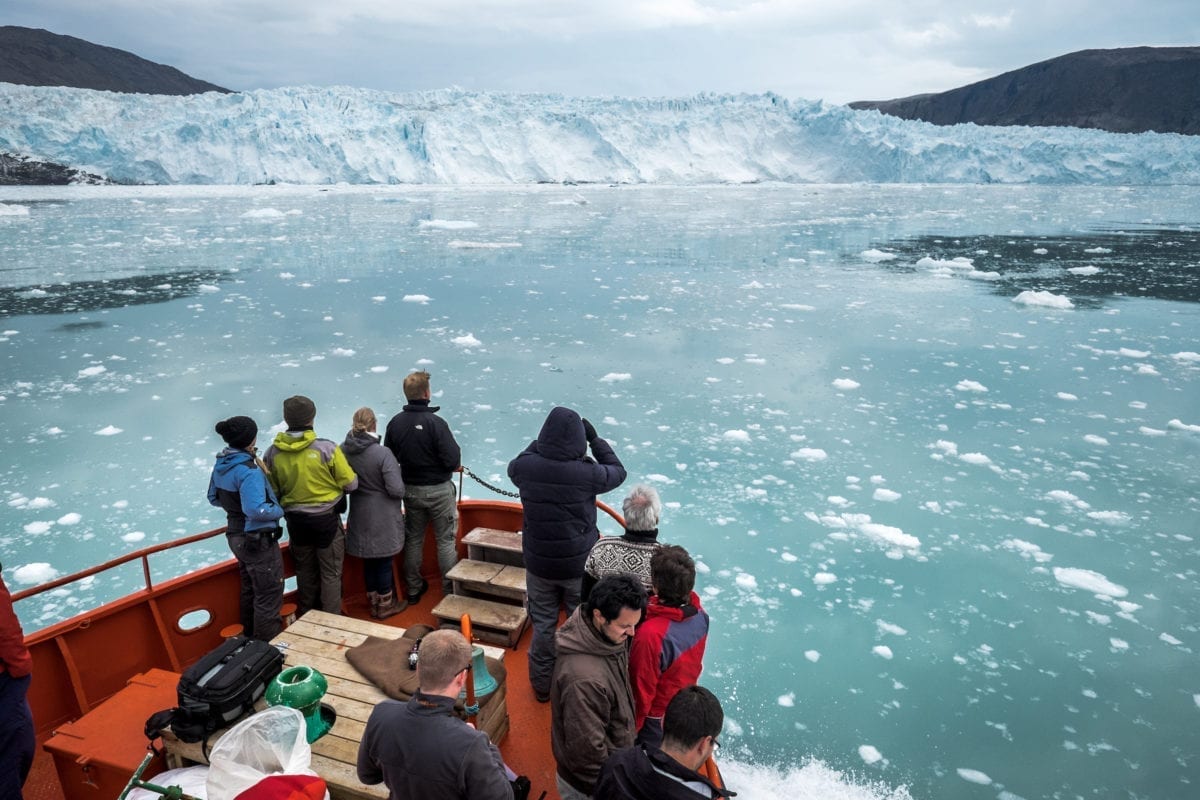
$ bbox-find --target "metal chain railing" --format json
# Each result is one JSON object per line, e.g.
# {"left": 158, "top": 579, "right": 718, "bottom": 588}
{"left": 460, "top": 465, "right": 521, "bottom": 498}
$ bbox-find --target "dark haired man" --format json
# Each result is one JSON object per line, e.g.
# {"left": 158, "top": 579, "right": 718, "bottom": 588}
{"left": 629, "top": 544, "right": 709, "bottom": 748}
{"left": 383, "top": 371, "right": 462, "bottom": 605}
{"left": 357, "top": 629, "right": 513, "bottom": 800}
{"left": 593, "top": 685, "right": 733, "bottom": 800}
{"left": 551, "top": 574, "right": 647, "bottom": 800}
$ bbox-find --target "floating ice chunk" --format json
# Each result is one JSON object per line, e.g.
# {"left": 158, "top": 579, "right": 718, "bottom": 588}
{"left": 402, "top": 294, "right": 431, "bottom": 304}
{"left": 931, "top": 440, "right": 958, "bottom": 456}
{"left": 1118, "top": 348, "right": 1150, "bottom": 358}
{"left": 805, "top": 650, "right": 820, "bottom": 662}
{"left": 600, "top": 373, "right": 632, "bottom": 383}
{"left": 1167, "top": 419, "right": 1200, "bottom": 433}
{"left": 1033, "top": 247, "right": 1049, "bottom": 254}
{"left": 858, "top": 745, "right": 883, "bottom": 764}
{"left": 777, "top": 692, "right": 796, "bottom": 707}
{"left": 1001, "top": 539, "right": 1053, "bottom": 562}
{"left": 872, "top": 645, "right": 894, "bottom": 660}
{"left": 1056, "top": 392, "right": 1078, "bottom": 401}
{"left": 1053, "top": 567, "right": 1128, "bottom": 598}
{"left": 447, "top": 240, "right": 521, "bottom": 249}
{"left": 57, "top": 512, "right": 82, "bottom": 525}
{"left": 1083, "top": 246, "right": 1112, "bottom": 254}
{"left": 1159, "top": 632, "right": 1183, "bottom": 646}
{"left": 1086, "top": 510, "right": 1130, "bottom": 525}
{"left": 241, "top": 207, "right": 285, "bottom": 219}
{"left": 957, "top": 768, "right": 992, "bottom": 785}
{"left": 873, "top": 488, "right": 901, "bottom": 502}
{"left": 1111, "top": 638, "right": 1129, "bottom": 651}
{"left": 1083, "top": 434, "right": 1109, "bottom": 446}
{"left": 832, "top": 378, "right": 860, "bottom": 390}
{"left": 95, "top": 425, "right": 123, "bottom": 436}
{"left": 419, "top": 219, "right": 478, "bottom": 230}
{"left": 862, "top": 522, "right": 919, "bottom": 549}
{"left": 0, "top": 203, "right": 31, "bottom": 216}
{"left": 860, "top": 249, "right": 896, "bottom": 262}
{"left": 955, "top": 379, "right": 988, "bottom": 392}
{"left": 735, "top": 573, "right": 758, "bottom": 590}
{"left": 917, "top": 256, "right": 974, "bottom": 270}
{"left": 13, "top": 562, "right": 58, "bottom": 584}
{"left": 451, "top": 333, "right": 481, "bottom": 347}
{"left": 369, "top": 366, "right": 388, "bottom": 373}
{"left": 715, "top": 357, "right": 735, "bottom": 364}
{"left": 779, "top": 303, "right": 815, "bottom": 311}
{"left": 24, "top": 521, "right": 52, "bottom": 535}
{"left": 122, "top": 531, "right": 146, "bottom": 543}
{"left": 723, "top": 430, "right": 751, "bottom": 443}
{"left": 813, "top": 572, "right": 837, "bottom": 585}
{"left": 959, "top": 452, "right": 992, "bottom": 466}
{"left": 371, "top": 295, "right": 386, "bottom": 302}
{"left": 1172, "top": 351, "right": 1200, "bottom": 363}
{"left": 198, "top": 283, "right": 220, "bottom": 293}
{"left": 792, "top": 448, "right": 828, "bottom": 462}
{"left": 1068, "top": 265, "right": 1101, "bottom": 275}
{"left": 876, "top": 620, "right": 908, "bottom": 636}
{"left": 1045, "top": 490, "right": 1089, "bottom": 509}
{"left": 26, "top": 497, "right": 56, "bottom": 509}
{"left": 78, "top": 365, "right": 107, "bottom": 378}
{"left": 1014, "top": 290, "right": 1074, "bottom": 309}
{"left": 331, "top": 347, "right": 356, "bottom": 357}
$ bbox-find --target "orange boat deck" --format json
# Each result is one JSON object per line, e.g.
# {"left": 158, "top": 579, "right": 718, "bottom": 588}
{"left": 18, "top": 499, "right": 562, "bottom": 800}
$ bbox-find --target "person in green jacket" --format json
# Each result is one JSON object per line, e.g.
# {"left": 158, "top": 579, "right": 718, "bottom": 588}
{"left": 264, "top": 395, "right": 358, "bottom": 615}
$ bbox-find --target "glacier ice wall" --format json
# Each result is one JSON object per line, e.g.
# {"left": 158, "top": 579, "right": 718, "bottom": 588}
{"left": 2, "top": 83, "right": 1199, "bottom": 185}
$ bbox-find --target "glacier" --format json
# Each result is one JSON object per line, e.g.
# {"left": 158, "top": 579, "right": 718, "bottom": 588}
{"left": 2, "top": 83, "right": 1200, "bottom": 185}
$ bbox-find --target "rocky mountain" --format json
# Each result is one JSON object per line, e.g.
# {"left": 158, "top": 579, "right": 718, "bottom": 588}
{"left": 850, "top": 47, "right": 1200, "bottom": 135}
{"left": 0, "top": 26, "right": 229, "bottom": 95}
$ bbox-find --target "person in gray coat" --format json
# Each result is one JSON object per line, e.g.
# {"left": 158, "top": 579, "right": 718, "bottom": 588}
{"left": 342, "top": 407, "right": 407, "bottom": 618}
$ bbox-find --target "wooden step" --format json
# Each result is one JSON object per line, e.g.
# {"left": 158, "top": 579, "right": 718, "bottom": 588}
{"left": 447, "top": 559, "right": 527, "bottom": 602}
{"left": 432, "top": 594, "right": 529, "bottom": 648}
{"left": 462, "top": 527, "right": 524, "bottom": 567}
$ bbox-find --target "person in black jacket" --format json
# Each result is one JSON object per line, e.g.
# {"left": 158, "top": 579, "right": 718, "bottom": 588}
{"left": 594, "top": 685, "right": 734, "bottom": 800}
{"left": 507, "top": 406, "right": 626, "bottom": 702}
{"left": 383, "top": 371, "right": 462, "bottom": 605}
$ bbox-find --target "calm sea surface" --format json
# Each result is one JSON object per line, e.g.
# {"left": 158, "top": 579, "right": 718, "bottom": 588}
{"left": 1, "top": 184, "right": 1197, "bottom": 800}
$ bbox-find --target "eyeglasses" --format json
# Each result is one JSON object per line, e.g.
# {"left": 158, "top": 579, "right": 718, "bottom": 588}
{"left": 459, "top": 662, "right": 473, "bottom": 675}
{"left": 710, "top": 736, "right": 721, "bottom": 750}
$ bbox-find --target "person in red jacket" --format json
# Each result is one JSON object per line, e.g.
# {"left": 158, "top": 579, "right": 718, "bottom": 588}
{"left": 628, "top": 545, "right": 709, "bottom": 749}
{"left": 1, "top": 566, "right": 35, "bottom": 800}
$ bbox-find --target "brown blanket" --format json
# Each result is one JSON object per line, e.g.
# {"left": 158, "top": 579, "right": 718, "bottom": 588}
{"left": 346, "top": 625, "right": 507, "bottom": 714}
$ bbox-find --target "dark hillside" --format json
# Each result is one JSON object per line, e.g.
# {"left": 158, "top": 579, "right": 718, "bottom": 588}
{"left": 0, "top": 26, "right": 229, "bottom": 95}
{"left": 850, "top": 47, "right": 1200, "bottom": 135}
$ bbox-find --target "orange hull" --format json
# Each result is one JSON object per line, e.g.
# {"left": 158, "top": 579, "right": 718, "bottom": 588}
{"left": 18, "top": 499, "right": 563, "bottom": 799}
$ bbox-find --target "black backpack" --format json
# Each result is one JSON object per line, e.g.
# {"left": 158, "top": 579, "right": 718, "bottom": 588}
{"left": 145, "top": 635, "right": 284, "bottom": 746}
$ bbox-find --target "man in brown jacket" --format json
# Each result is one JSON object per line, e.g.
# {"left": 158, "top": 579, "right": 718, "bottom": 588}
{"left": 550, "top": 574, "right": 648, "bottom": 800}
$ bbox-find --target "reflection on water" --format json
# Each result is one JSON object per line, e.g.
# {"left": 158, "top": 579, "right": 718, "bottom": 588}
{"left": 873, "top": 227, "right": 1200, "bottom": 306}
{"left": 0, "top": 269, "right": 231, "bottom": 317}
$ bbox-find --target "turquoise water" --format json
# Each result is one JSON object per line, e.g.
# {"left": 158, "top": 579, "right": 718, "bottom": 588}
{"left": 1, "top": 184, "right": 1197, "bottom": 800}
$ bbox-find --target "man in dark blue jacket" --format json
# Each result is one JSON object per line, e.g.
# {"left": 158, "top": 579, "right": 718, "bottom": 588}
{"left": 507, "top": 406, "right": 626, "bottom": 701}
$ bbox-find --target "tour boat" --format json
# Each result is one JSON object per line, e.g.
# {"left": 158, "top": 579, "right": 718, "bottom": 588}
{"left": 15, "top": 487, "right": 723, "bottom": 800}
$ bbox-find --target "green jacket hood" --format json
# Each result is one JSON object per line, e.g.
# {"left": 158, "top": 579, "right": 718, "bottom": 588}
{"left": 272, "top": 429, "right": 317, "bottom": 452}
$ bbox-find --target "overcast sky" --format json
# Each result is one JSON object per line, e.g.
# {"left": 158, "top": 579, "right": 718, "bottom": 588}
{"left": 3, "top": 1, "right": 1197, "bottom": 103}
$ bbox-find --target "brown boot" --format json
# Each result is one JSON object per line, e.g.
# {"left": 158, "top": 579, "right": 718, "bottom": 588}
{"left": 367, "top": 591, "right": 381, "bottom": 619}
{"left": 375, "top": 590, "right": 407, "bottom": 619}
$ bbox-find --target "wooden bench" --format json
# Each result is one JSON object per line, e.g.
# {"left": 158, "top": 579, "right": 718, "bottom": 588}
{"left": 447, "top": 559, "right": 527, "bottom": 602}
{"left": 432, "top": 594, "right": 529, "bottom": 648}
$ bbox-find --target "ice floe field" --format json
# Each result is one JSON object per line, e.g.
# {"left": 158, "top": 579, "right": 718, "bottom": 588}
{"left": 1, "top": 183, "right": 1197, "bottom": 800}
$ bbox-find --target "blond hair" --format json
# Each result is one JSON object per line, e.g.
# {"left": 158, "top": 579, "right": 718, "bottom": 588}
{"left": 351, "top": 407, "right": 376, "bottom": 433}
{"left": 403, "top": 371, "right": 431, "bottom": 402}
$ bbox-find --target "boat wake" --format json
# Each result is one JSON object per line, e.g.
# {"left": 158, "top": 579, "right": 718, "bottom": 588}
{"left": 720, "top": 756, "right": 914, "bottom": 800}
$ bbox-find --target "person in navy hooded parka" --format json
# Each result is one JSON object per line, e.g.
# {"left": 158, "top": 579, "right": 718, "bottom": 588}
{"left": 508, "top": 406, "right": 626, "bottom": 701}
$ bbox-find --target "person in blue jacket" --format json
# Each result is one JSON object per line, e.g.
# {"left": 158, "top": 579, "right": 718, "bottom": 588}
{"left": 508, "top": 406, "right": 626, "bottom": 702}
{"left": 207, "top": 415, "right": 285, "bottom": 641}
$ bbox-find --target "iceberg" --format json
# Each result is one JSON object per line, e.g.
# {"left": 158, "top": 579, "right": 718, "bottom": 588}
{"left": 2, "top": 83, "right": 1200, "bottom": 185}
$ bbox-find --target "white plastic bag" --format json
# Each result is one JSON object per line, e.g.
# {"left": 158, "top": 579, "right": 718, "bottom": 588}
{"left": 205, "top": 706, "right": 328, "bottom": 800}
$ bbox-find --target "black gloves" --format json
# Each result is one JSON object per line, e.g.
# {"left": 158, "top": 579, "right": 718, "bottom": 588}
{"left": 581, "top": 417, "right": 598, "bottom": 444}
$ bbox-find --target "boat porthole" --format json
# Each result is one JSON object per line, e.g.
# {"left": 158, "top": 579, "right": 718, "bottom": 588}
{"left": 177, "top": 608, "right": 212, "bottom": 633}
